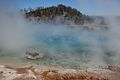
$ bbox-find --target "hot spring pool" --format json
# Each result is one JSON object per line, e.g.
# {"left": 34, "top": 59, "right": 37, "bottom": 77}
{"left": 0, "top": 26, "right": 118, "bottom": 68}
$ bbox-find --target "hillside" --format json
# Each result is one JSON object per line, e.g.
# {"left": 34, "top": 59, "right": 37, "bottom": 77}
{"left": 23, "top": 4, "right": 93, "bottom": 25}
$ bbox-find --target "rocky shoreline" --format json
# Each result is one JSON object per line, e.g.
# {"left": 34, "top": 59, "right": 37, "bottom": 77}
{"left": 0, "top": 64, "right": 120, "bottom": 80}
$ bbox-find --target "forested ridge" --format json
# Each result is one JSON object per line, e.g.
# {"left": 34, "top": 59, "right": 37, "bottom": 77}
{"left": 23, "top": 4, "right": 93, "bottom": 25}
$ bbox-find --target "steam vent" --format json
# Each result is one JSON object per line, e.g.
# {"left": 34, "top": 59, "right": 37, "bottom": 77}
{"left": 25, "top": 51, "right": 41, "bottom": 60}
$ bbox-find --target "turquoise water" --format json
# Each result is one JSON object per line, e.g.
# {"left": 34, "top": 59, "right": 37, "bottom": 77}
{"left": 0, "top": 26, "right": 115, "bottom": 68}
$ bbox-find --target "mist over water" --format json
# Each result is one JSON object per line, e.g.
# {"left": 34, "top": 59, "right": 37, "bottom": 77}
{"left": 0, "top": 12, "right": 115, "bottom": 68}
{"left": 0, "top": 1, "right": 120, "bottom": 68}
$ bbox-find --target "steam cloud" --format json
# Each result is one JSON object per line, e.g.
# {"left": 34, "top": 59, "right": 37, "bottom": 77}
{"left": 0, "top": 10, "right": 35, "bottom": 52}
{"left": 0, "top": 0, "right": 120, "bottom": 68}
{"left": 76, "top": 0, "right": 120, "bottom": 67}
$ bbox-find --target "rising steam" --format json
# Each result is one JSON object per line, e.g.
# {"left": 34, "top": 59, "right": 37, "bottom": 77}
{"left": 0, "top": 0, "right": 120, "bottom": 68}
{"left": 0, "top": 10, "right": 35, "bottom": 51}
